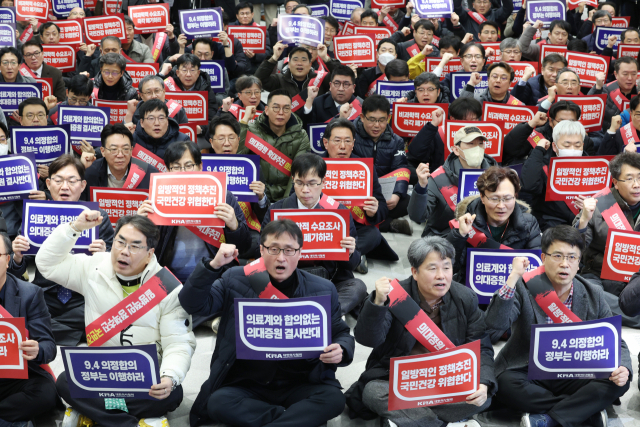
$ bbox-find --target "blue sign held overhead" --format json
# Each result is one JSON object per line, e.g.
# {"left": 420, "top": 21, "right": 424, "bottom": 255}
{"left": 330, "top": 0, "right": 364, "bottom": 21}
{"left": 594, "top": 27, "right": 626, "bottom": 54}
{"left": 376, "top": 81, "right": 415, "bottom": 105}
{"left": 277, "top": 15, "right": 325, "bottom": 46}
{"left": 51, "top": 0, "right": 83, "bottom": 18}
{"left": 0, "top": 23, "right": 16, "bottom": 48}
{"left": 57, "top": 106, "right": 110, "bottom": 147}
{"left": 309, "top": 4, "right": 330, "bottom": 17}
{"left": 0, "top": 153, "right": 38, "bottom": 202}
{"left": 449, "top": 72, "right": 488, "bottom": 102}
{"left": 199, "top": 60, "right": 225, "bottom": 93}
{"left": 414, "top": 0, "right": 454, "bottom": 18}
{"left": 307, "top": 123, "right": 327, "bottom": 154}
{"left": 0, "top": 7, "right": 16, "bottom": 24}
{"left": 201, "top": 154, "right": 260, "bottom": 202}
{"left": 179, "top": 8, "right": 223, "bottom": 39}
{"left": 526, "top": 0, "right": 566, "bottom": 27}
{"left": 11, "top": 125, "right": 70, "bottom": 164}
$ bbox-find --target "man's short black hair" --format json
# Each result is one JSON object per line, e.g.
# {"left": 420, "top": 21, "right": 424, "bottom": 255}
{"left": 487, "top": 61, "right": 515, "bottom": 82}
{"left": 615, "top": 56, "right": 639, "bottom": 73}
{"left": 260, "top": 219, "right": 303, "bottom": 248}
{"left": 385, "top": 59, "right": 409, "bottom": 79}
{"left": 164, "top": 141, "right": 201, "bottom": 167}
{"left": 622, "top": 27, "right": 640, "bottom": 41}
{"left": 598, "top": 1, "right": 617, "bottom": 13}
{"left": 48, "top": 153, "right": 85, "bottom": 181}
{"left": 290, "top": 152, "right": 327, "bottom": 180}
{"left": 360, "top": 10, "right": 378, "bottom": 23}
{"left": 630, "top": 94, "right": 640, "bottom": 111}
{"left": 541, "top": 225, "right": 585, "bottom": 254}
{"left": 235, "top": 1, "right": 253, "bottom": 14}
{"left": 288, "top": 46, "right": 311, "bottom": 61}
{"left": 609, "top": 151, "right": 640, "bottom": 180}
{"left": 39, "top": 22, "right": 60, "bottom": 35}
{"left": 267, "top": 89, "right": 291, "bottom": 104}
{"left": 176, "top": 53, "right": 201, "bottom": 70}
{"left": 115, "top": 215, "right": 159, "bottom": 250}
{"left": 414, "top": 19, "right": 435, "bottom": 33}
{"left": 567, "top": 38, "right": 588, "bottom": 53}
{"left": 321, "top": 15, "right": 340, "bottom": 33}
{"left": 479, "top": 21, "right": 499, "bottom": 34}
{"left": 100, "top": 123, "right": 133, "bottom": 148}
{"left": 439, "top": 36, "right": 461, "bottom": 53}
{"left": 19, "top": 97, "right": 47, "bottom": 116}
{"left": 449, "top": 97, "right": 482, "bottom": 120}
{"left": 209, "top": 115, "right": 240, "bottom": 138}
{"left": 549, "top": 20, "right": 571, "bottom": 35}
{"left": 548, "top": 100, "right": 581, "bottom": 120}
{"left": 67, "top": 74, "right": 94, "bottom": 97}
{"left": 193, "top": 37, "right": 216, "bottom": 53}
{"left": 414, "top": 72, "right": 440, "bottom": 90}
{"left": 330, "top": 64, "right": 356, "bottom": 84}
{"left": 324, "top": 118, "right": 356, "bottom": 140}
{"left": 0, "top": 46, "right": 21, "bottom": 64}
{"left": 21, "top": 40, "right": 42, "bottom": 54}
{"left": 542, "top": 53, "right": 567, "bottom": 68}
{"left": 124, "top": 15, "right": 134, "bottom": 28}
{"left": 362, "top": 94, "right": 390, "bottom": 116}
{"left": 99, "top": 52, "right": 126, "bottom": 72}
{"left": 377, "top": 38, "right": 398, "bottom": 52}
{"left": 139, "top": 98, "right": 168, "bottom": 118}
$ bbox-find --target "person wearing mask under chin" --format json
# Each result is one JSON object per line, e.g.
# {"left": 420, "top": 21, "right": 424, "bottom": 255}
{"left": 355, "top": 38, "right": 399, "bottom": 99}
{"left": 520, "top": 120, "right": 590, "bottom": 231}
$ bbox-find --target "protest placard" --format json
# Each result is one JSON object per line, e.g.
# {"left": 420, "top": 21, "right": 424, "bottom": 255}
{"left": 309, "top": 4, "right": 330, "bottom": 16}
{"left": 131, "top": 145, "right": 166, "bottom": 173}
{"left": 15, "top": 0, "right": 48, "bottom": 21}
{"left": 526, "top": 0, "right": 566, "bottom": 27}
{"left": 445, "top": 121, "right": 504, "bottom": 161}
{"left": 565, "top": 52, "right": 608, "bottom": 87}
{"left": 127, "top": 63, "right": 159, "bottom": 89}
{"left": 612, "top": 17, "right": 630, "bottom": 27}
{"left": 277, "top": 14, "right": 325, "bottom": 46}
{"left": 179, "top": 8, "right": 223, "bottom": 38}
{"left": 482, "top": 103, "right": 538, "bottom": 133}
{"left": 352, "top": 26, "right": 392, "bottom": 44}
{"left": 0, "top": 23, "right": 15, "bottom": 48}
{"left": 458, "top": 169, "right": 484, "bottom": 202}
{"left": 0, "top": 83, "right": 41, "bottom": 114}
{"left": 0, "top": 153, "right": 38, "bottom": 202}
{"left": 199, "top": 60, "right": 225, "bottom": 93}
{"left": 594, "top": 27, "right": 626, "bottom": 54}
{"left": 57, "top": 105, "right": 110, "bottom": 147}
{"left": 94, "top": 100, "right": 128, "bottom": 125}
{"left": 414, "top": 0, "right": 454, "bottom": 18}
{"left": 376, "top": 81, "right": 415, "bottom": 106}
{"left": 51, "top": 0, "right": 81, "bottom": 18}
{"left": 56, "top": 19, "right": 84, "bottom": 45}
{"left": 333, "top": 34, "right": 376, "bottom": 67}
{"left": 164, "top": 91, "right": 208, "bottom": 125}
{"left": 83, "top": 14, "right": 126, "bottom": 43}
{"left": 601, "top": 230, "right": 640, "bottom": 282}
{"left": 555, "top": 94, "right": 607, "bottom": 131}
{"left": 307, "top": 123, "right": 326, "bottom": 154}
{"left": 323, "top": 158, "right": 374, "bottom": 206}
{"left": 179, "top": 123, "right": 197, "bottom": 143}
{"left": 11, "top": 125, "right": 70, "bottom": 164}
{"left": 392, "top": 103, "right": 448, "bottom": 138}
{"left": 508, "top": 61, "right": 539, "bottom": 88}
{"left": 129, "top": 4, "right": 169, "bottom": 34}
{"left": 425, "top": 57, "right": 463, "bottom": 81}
{"left": 42, "top": 44, "right": 76, "bottom": 72}
{"left": 90, "top": 187, "right": 149, "bottom": 228}
{"left": 201, "top": 154, "right": 260, "bottom": 203}
{"left": 449, "top": 72, "right": 488, "bottom": 101}
{"left": 0, "top": 7, "right": 16, "bottom": 23}
{"left": 0, "top": 318, "right": 28, "bottom": 379}
{"left": 227, "top": 25, "right": 266, "bottom": 53}
{"left": 545, "top": 156, "right": 613, "bottom": 202}
{"left": 330, "top": 0, "right": 364, "bottom": 21}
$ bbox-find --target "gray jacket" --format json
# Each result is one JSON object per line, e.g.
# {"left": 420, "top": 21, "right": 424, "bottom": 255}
{"left": 485, "top": 273, "right": 633, "bottom": 377}
{"left": 517, "top": 25, "right": 542, "bottom": 62}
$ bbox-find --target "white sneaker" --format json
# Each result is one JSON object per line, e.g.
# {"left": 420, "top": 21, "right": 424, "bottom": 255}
{"left": 446, "top": 420, "right": 481, "bottom": 427}
{"left": 61, "top": 407, "right": 94, "bottom": 427}
{"left": 138, "top": 416, "right": 169, "bottom": 427}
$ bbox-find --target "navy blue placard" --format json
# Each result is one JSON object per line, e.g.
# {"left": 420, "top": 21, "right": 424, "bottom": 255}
{"left": 528, "top": 316, "right": 621, "bottom": 380}
{"left": 201, "top": 154, "right": 260, "bottom": 202}
{"left": 526, "top": 0, "right": 566, "bottom": 27}
{"left": 376, "top": 81, "right": 415, "bottom": 106}
{"left": 330, "top": 0, "right": 364, "bottom": 21}
{"left": 61, "top": 344, "right": 160, "bottom": 400}
{"left": 414, "top": 0, "right": 454, "bottom": 18}
{"left": 307, "top": 123, "right": 327, "bottom": 154}
{"left": 0, "top": 7, "right": 16, "bottom": 23}
{"left": 458, "top": 169, "right": 483, "bottom": 202}
{"left": 179, "top": 8, "right": 223, "bottom": 39}
{"left": 235, "top": 295, "right": 332, "bottom": 360}
{"left": 513, "top": 0, "right": 522, "bottom": 12}
{"left": 0, "top": 23, "right": 15, "bottom": 48}
{"left": 57, "top": 105, "right": 110, "bottom": 147}
{"left": 465, "top": 248, "right": 543, "bottom": 304}
{"left": 449, "top": 72, "right": 488, "bottom": 101}
{"left": 309, "top": 4, "right": 330, "bottom": 17}
{"left": 22, "top": 200, "right": 100, "bottom": 255}
{"left": 594, "top": 27, "right": 626, "bottom": 54}
{"left": 277, "top": 15, "right": 325, "bottom": 46}
{"left": 11, "top": 125, "right": 70, "bottom": 164}
{"left": 199, "top": 60, "right": 225, "bottom": 93}
{"left": 0, "top": 83, "right": 42, "bottom": 114}
{"left": 52, "top": 0, "right": 82, "bottom": 18}
{"left": 0, "top": 153, "right": 38, "bottom": 202}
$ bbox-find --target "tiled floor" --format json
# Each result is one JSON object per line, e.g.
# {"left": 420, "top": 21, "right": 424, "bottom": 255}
{"left": 35, "top": 219, "right": 640, "bottom": 426}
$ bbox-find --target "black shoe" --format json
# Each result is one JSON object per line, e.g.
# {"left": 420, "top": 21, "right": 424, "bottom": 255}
{"left": 390, "top": 218, "right": 412, "bottom": 236}
{"left": 356, "top": 255, "right": 368, "bottom": 274}
{"left": 587, "top": 410, "right": 608, "bottom": 427}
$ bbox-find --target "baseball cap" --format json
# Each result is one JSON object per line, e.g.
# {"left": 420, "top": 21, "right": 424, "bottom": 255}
{"left": 454, "top": 126, "right": 488, "bottom": 145}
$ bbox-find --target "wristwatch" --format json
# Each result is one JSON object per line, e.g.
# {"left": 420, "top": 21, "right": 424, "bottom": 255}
{"left": 161, "top": 375, "right": 178, "bottom": 391}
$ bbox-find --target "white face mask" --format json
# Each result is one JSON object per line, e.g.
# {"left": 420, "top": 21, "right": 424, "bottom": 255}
{"left": 0, "top": 144, "right": 8, "bottom": 156}
{"left": 557, "top": 148, "right": 582, "bottom": 157}
{"left": 378, "top": 53, "right": 396, "bottom": 66}
{"left": 461, "top": 146, "right": 484, "bottom": 168}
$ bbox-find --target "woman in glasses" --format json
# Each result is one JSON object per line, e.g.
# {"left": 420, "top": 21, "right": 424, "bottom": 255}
{"left": 10, "top": 154, "right": 114, "bottom": 345}
{"left": 218, "top": 75, "right": 265, "bottom": 122}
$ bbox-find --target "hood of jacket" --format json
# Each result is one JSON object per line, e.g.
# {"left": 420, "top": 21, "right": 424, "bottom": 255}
{"left": 454, "top": 193, "right": 532, "bottom": 219}
{"left": 134, "top": 116, "right": 183, "bottom": 149}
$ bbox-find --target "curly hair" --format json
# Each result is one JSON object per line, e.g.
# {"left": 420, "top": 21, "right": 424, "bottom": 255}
{"left": 477, "top": 166, "right": 521, "bottom": 196}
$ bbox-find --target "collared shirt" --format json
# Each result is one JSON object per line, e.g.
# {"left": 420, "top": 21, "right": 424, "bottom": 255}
{"left": 107, "top": 165, "right": 128, "bottom": 188}
{"left": 296, "top": 197, "right": 319, "bottom": 210}
{"left": 498, "top": 282, "right": 574, "bottom": 324}
{"left": 33, "top": 64, "right": 44, "bottom": 78}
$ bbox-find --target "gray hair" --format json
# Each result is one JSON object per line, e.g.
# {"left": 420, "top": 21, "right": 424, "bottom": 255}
{"left": 407, "top": 236, "right": 455, "bottom": 269}
{"left": 556, "top": 67, "right": 580, "bottom": 83}
{"left": 552, "top": 120, "right": 586, "bottom": 143}
{"left": 236, "top": 75, "right": 262, "bottom": 92}
{"left": 499, "top": 37, "right": 518, "bottom": 51}
{"left": 99, "top": 53, "right": 127, "bottom": 72}
{"left": 351, "top": 7, "right": 365, "bottom": 19}
{"left": 414, "top": 72, "right": 440, "bottom": 90}
{"left": 593, "top": 10, "right": 612, "bottom": 23}
{"left": 101, "top": 36, "right": 122, "bottom": 49}
{"left": 139, "top": 75, "right": 164, "bottom": 92}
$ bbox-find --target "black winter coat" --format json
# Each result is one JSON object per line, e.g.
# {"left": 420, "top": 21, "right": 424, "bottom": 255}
{"left": 164, "top": 69, "right": 220, "bottom": 120}
{"left": 93, "top": 71, "right": 138, "bottom": 101}
{"left": 132, "top": 116, "right": 191, "bottom": 160}
{"left": 81, "top": 157, "right": 160, "bottom": 201}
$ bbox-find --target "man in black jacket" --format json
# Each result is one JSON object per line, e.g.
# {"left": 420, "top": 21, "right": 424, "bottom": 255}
{"left": 302, "top": 65, "right": 362, "bottom": 126}
{"left": 345, "top": 236, "right": 496, "bottom": 426}
{"left": 178, "top": 219, "right": 355, "bottom": 427}
{"left": 232, "top": 2, "right": 273, "bottom": 75}
{"left": 132, "top": 99, "right": 191, "bottom": 160}
{"left": 0, "top": 233, "right": 58, "bottom": 425}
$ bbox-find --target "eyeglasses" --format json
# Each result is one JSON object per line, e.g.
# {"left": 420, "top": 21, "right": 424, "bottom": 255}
{"left": 328, "top": 138, "right": 354, "bottom": 146}
{"left": 169, "top": 163, "right": 196, "bottom": 172}
{"left": 213, "top": 135, "right": 238, "bottom": 143}
{"left": 102, "top": 70, "right": 122, "bottom": 77}
{"left": 594, "top": 19, "right": 611, "bottom": 25}
{"left": 140, "top": 88, "right": 164, "bottom": 97}
{"left": 240, "top": 90, "right": 261, "bottom": 97}
{"left": 23, "top": 51, "right": 42, "bottom": 59}
{"left": 269, "top": 105, "right": 292, "bottom": 113}
{"left": 484, "top": 195, "right": 515, "bottom": 204}
{"left": 143, "top": 115, "right": 167, "bottom": 123}
{"left": 490, "top": 74, "right": 510, "bottom": 82}
{"left": 23, "top": 113, "right": 46, "bottom": 120}
{"left": 114, "top": 239, "right": 148, "bottom": 254}
{"left": 463, "top": 54, "right": 483, "bottom": 60}
{"left": 262, "top": 245, "right": 300, "bottom": 256}
{"left": 416, "top": 87, "right": 438, "bottom": 93}
{"left": 178, "top": 68, "right": 198, "bottom": 75}
{"left": 294, "top": 180, "right": 322, "bottom": 188}
{"left": 544, "top": 252, "right": 580, "bottom": 263}
{"left": 104, "top": 147, "right": 132, "bottom": 155}
{"left": 50, "top": 177, "right": 82, "bottom": 185}
{"left": 558, "top": 80, "right": 580, "bottom": 87}
{"left": 68, "top": 97, "right": 90, "bottom": 105}
{"left": 331, "top": 81, "right": 353, "bottom": 88}
{"left": 364, "top": 116, "right": 387, "bottom": 124}
{"left": 617, "top": 176, "right": 640, "bottom": 185}
{"left": 1, "top": 61, "right": 17, "bottom": 67}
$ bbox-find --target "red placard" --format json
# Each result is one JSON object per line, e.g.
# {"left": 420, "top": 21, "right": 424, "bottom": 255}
{"left": 482, "top": 103, "right": 538, "bottom": 133}
{"left": 545, "top": 156, "right": 613, "bottom": 202}
{"left": 56, "top": 19, "right": 83, "bottom": 45}
{"left": 566, "top": 0, "right": 596, "bottom": 9}
{"left": 35, "top": 77, "right": 52, "bottom": 99}
{"left": 129, "top": 4, "right": 169, "bottom": 34}
{"left": 617, "top": 44, "right": 639, "bottom": 60}
{"left": 0, "top": 317, "right": 28, "bottom": 379}
{"left": 90, "top": 187, "right": 149, "bottom": 227}
{"left": 392, "top": 103, "right": 448, "bottom": 138}
{"left": 179, "top": 123, "right": 198, "bottom": 142}
{"left": 507, "top": 61, "right": 539, "bottom": 89}
{"left": 227, "top": 25, "right": 266, "bottom": 54}
{"left": 388, "top": 340, "right": 481, "bottom": 411}
{"left": 424, "top": 57, "right": 463, "bottom": 81}
{"left": 333, "top": 35, "right": 376, "bottom": 68}
{"left": 323, "top": 158, "right": 374, "bottom": 206}
{"left": 94, "top": 99, "right": 128, "bottom": 124}
{"left": 445, "top": 121, "right": 505, "bottom": 162}
{"left": 132, "top": 144, "right": 167, "bottom": 173}
{"left": 601, "top": 229, "right": 640, "bottom": 282}
{"left": 341, "top": 21, "right": 356, "bottom": 36}
{"left": 16, "top": 0, "right": 48, "bottom": 21}
{"left": 42, "top": 44, "right": 76, "bottom": 72}
{"left": 539, "top": 44, "right": 567, "bottom": 66}
{"left": 372, "top": 0, "right": 405, "bottom": 6}
{"left": 565, "top": 52, "right": 608, "bottom": 88}
{"left": 83, "top": 14, "right": 126, "bottom": 43}
{"left": 148, "top": 172, "right": 227, "bottom": 227}
{"left": 556, "top": 94, "right": 607, "bottom": 132}
{"left": 352, "top": 26, "right": 392, "bottom": 45}
{"left": 127, "top": 63, "right": 159, "bottom": 89}
{"left": 238, "top": 108, "right": 262, "bottom": 125}
{"left": 104, "top": 0, "right": 121, "bottom": 15}
{"left": 165, "top": 91, "right": 208, "bottom": 125}
{"left": 479, "top": 42, "right": 501, "bottom": 64}
{"left": 270, "top": 209, "right": 351, "bottom": 261}
{"left": 612, "top": 17, "right": 631, "bottom": 28}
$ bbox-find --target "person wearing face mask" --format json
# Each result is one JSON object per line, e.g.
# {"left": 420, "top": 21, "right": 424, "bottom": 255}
{"left": 10, "top": 154, "right": 114, "bottom": 346}
{"left": 302, "top": 65, "right": 362, "bottom": 125}
{"left": 409, "top": 123, "right": 498, "bottom": 238}
{"left": 517, "top": 20, "right": 571, "bottom": 62}
{"left": 449, "top": 165, "right": 541, "bottom": 285}
{"left": 520, "top": 120, "right": 589, "bottom": 231}
{"left": 461, "top": 62, "right": 526, "bottom": 104}
{"left": 454, "top": 0, "right": 513, "bottom": 41}
{"left": 355, "top": 38, "right": 399, "bottom": 99}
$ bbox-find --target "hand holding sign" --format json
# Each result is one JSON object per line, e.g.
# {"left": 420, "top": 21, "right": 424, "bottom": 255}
{"left": 88, "top": 239, "right": 107, "bottom": 254}
{"left": 458, "top": 213, "right": 476, "bottom": 237}
{"left": 610, "top": 366, "right": 630, "bottom": 386}
{"left": 137, "top": 199, "right": 153, "bottom": 217}
{"left": 417, "top": 163, "right": 431, "bottom": 188}
{"left": 466, "top": 384, "right": 488, "bottom": 406}
{"left": 214, "top": 203, "right": 239, "bottom": 231}
{"left": 210, "top": 243, "right": 238, "bottom": 269}
{"left": 374, "top": 276, "right": 392, "bottom": 305}
{"left": 341, "top": 236, "right": 356, "bottom": 255}
{"left": 362, "top": 196, "right": 379, "bottom": 217}
{"left": 319, "top": 343, "right": 343, "bottom": 364}
{"left": 74, "top": 210, "right": 103, "bottom": 231}
{"left": 624, "top": 141, "right": 637, "bottom": 153}
{"left": 249, "top": 181, "right": 265, "bottom": 200}
{"left": 19, "top": 340, "right": 38, "bottom": 360}
{"left": 149, "top": 376, "right": 173, "bottom": 400}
